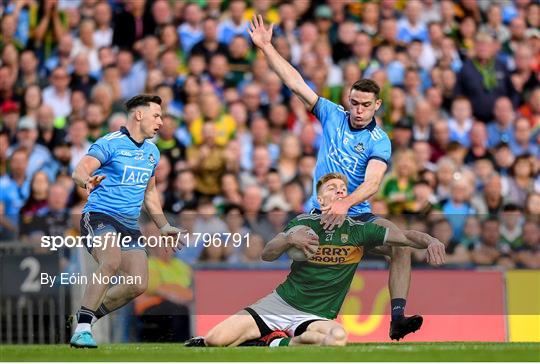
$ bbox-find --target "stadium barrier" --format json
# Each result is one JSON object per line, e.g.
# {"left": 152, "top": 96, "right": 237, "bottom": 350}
{"left": 0, "top": 244, "right": 69, "bottom": 344}
{"left": 193, "top": 269, "right": 540, "bottom": 343}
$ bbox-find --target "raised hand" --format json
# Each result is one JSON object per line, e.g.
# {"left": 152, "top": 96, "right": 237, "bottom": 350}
{"left": 248, "top": 14, "right": 274, "bottom": 49}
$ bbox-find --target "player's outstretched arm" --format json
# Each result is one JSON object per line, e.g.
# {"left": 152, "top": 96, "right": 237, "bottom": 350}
{"left": 262, "top": 226, "right": 319, "bottom": 261}
{"left": 72, "top": 155, "right": 105, "bottom": 195}
{"left": 144, "top": 177, "right": 185, "bottom": 251}
{"left": 248, "top": 14, "right": 318, "bottom": 110}
{"left": 384, "top": 228, "right": 446, "bottom": 266}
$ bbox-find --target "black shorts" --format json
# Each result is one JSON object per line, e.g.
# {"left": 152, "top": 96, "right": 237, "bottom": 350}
{"left": 310, "top": 209, "right": 379, "bottom": 223}
{"left": 80, "top": 212, "right": 144, "bottom": 253}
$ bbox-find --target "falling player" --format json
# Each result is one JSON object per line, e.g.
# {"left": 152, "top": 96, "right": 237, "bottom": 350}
{"left": 185, "top": 173, "right": 446, "bottom": 347}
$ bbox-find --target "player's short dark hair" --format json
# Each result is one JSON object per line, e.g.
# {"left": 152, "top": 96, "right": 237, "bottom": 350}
{"left": 125, "top": 95, "right": 162, "bottom": 112}
{"left": 316, "top": 172, "right": 348, "bottom": 195}
{"left": 350, "top": 79, "right": 380, "bottom": 99}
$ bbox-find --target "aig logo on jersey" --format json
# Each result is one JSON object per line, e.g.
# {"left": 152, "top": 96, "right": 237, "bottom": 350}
{"left": 121, "top": 165, "right": 152, "bottom": 187}
{"left": 354, "top": 143, "right": 365, "bottom": 153}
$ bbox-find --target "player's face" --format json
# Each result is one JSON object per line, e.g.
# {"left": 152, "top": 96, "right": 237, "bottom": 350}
{"left": 348, "top": 89, "right": 381, "bottom": 128}
{"left": 317, "top": 178, "right": 348, "bottom": 209}
{"left": 140, "top": 102, "right": 163, "bottom": 138}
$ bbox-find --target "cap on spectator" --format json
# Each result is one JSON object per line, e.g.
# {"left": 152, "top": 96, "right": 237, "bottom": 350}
{"left": 315, "top": 5, "right": 333, "bottom": 19}
{"left": 394, "top": 118, "right": 412, "bottom": 130}
{"left": 525, "top": 29, "right": 540, "bottom": 39}
{"left": 1, "top": 100, "right": 20, "bottom": 114}
{"left": 17, "top": 116, "right": 37, "bottom": 131}
{"left": 263, "top": 195, "right": 291, "bottom": 212}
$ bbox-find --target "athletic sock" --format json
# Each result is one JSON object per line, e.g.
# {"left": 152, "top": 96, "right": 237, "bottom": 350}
{"left": 391, "top": 298, "right": 406, "bottom": 321}
{"left": 75, "top": 306, "right": 96, "bottom": 333}
{"left": 269, "top": 338, "right": 291, "bottom": 347}
{"left": 94, "top": 303, "right": 112, "bottom": 320}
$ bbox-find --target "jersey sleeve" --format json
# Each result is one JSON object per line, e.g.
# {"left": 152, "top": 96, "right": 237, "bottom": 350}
{"left": 311, "top": 97, "right": 345, "bottom": 129}
{"left": 350, "top": 221, "right": 388, "bottom": 250}
{"left": 369, "top": 134, "right": 392, "bottom": 165}
{"left": 87, "top": 138, "right": 112, "bottom": 165}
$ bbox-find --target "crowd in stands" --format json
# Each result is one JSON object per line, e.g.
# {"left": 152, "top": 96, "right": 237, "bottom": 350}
{"left": 0, "top": 0, "right": 539, "bottom": 273}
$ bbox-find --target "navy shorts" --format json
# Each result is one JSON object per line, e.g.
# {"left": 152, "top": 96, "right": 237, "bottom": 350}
{"left": 80, "top": 212, "right": 144, "bottom": 253}
{"left": 310, "top": 209, "right": 379, "bottom": 223}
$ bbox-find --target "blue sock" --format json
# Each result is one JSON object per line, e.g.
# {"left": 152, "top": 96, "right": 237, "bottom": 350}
{"left": 391, "top": 298, "right": 406, "bottom": 321}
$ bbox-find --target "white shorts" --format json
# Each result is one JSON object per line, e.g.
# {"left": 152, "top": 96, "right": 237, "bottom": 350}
{"left": 245, "top": 291, "right": 328, "bottom": 337}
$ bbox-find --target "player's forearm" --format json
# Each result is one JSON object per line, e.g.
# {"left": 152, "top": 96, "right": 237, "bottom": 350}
{"left": 72, "top": 163, "right": 91, "bottom": 188}
{"left": 261, "top": 232, "right": 291, "bottom": 261}
{"left": 260, "top": 44, "right": 309, "bottom": 100}
{"left": 144, "top": 190, "right": 169, "bottom": 229}
{"left": 403, "top": 230, "right": 437, "bottom": 249}
{"left": 344, "top": 179, "right": 379, "bottom": 208}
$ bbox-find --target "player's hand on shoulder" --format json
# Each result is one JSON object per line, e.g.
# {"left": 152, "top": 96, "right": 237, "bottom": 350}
{"left": 320, "top": 199, "right": 350, "bottom": 230}
{"left": 287, "top": 226, "right": 319, "bottom": 256}
{"left": 85, "top": 175, "right": 106, "bottom": 195}
{"left": 426, "top": 239, "right": 446, "bottom": 266}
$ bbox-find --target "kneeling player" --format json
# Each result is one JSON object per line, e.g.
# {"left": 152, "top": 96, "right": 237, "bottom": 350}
{"left": 186, "top": 173, "right": 445, "bottom": 347}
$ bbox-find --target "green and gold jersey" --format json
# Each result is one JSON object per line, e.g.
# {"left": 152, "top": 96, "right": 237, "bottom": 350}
{"left": 275, "top": 213, "right": 388, "bottom": 319}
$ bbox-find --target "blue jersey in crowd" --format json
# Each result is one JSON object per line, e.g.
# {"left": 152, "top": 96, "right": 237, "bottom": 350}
{"left": 308, "top": 97, "right": 392, "bottom": 216}
{"left": 83, "top": 127, "right": 160, "bottom": 230}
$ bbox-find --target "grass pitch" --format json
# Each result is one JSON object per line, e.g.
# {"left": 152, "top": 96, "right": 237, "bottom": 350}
{"left": 1, "top": 342, "right": 539, "bottom": 362}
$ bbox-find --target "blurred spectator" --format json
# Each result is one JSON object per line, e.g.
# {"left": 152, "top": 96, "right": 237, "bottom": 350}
{"left": 487, "top": 97, "right": 516, "bottom": 148}
{"left": 67, "top": 117, "right": 90, "bottom": 172}
{"left": 397, "top": 1, "right": 428, "bottom": 43}
{"left": 461, "top": 216, "right": 481, "bottom": 249}
{"left": 499, "top": 203, "right": 524, "bottom": 250}
{"left": 242, "top": 184, "right": 274, "bottom": 242}
{"left": 514, "top": 220, "right": 540, "bottom": 268}
{"left": 19, "top": 171, "right": 50, "bottom": 242}
{"left": 112, "top": 0, "right": 155, "bottom": 50}
{"left": 471, "top": 174, "right": 505, "bottom": 216}
{"left": 29, "top": 0, "right": 68, "bottom": 60}
{"left": 15, "top": 49, "right": 46, "bottom": 97}
{"left": 442, "top": 176, "right": 475, "bottom": 240}
{"left": 156, "top": 114, "right": 186, "bottom": 166}
{"left": 69, "top": 53, "right": 97, "bottom": 98}
{"left": 92, "top": 1, "right": 113, "bottom": 48}
{"left": 381, "top": 150, "right": 417, "bottom": 214}
{"left": 191, "top": 17, "right": 229, "bottom": 62}
{"left": 187, "top": 122, "right": 226, "bottom": 197}
{"left": 502, "top": 155, "right": 537, "bottom": 206}
{"left": 218, "top": 0, "right": 250, "bottom": 45}
{"left": 448, "top": 96, "right": 473, "bottom": 147}
{"left": 518, "top": 87, "right": 540, "bottom": 128}
{"left": 21, "top": 84, "right": 43, "bottom": 120}
{"left": 454, "top": 32, "right": 516, "bottom": 122}
{"left": 471, "top": 218, "right": 513, "bottom": 268}
{"left": 509, "top": 117, "right": 538, "bottom": 157}
{"left": 71, "top": 20, "right": 100, "bottom": 74}
{"left": 43, "top": 66, "right": 72, "bottom": 119}
{"left": 36, "top": 104, "right": 66, "bottom": 152}
{"left": 178, "top": 2, "right": 204, "bottom": 54}
{"left": 222, "top": 203, "right": 250, "bottom": 263}
{"left": 164, "top": 169, "right": 199, "bottom": 215}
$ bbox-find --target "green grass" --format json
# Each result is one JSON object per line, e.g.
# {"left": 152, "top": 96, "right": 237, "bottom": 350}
{"left": 1, "top": 342, "right": 539, "bottom": 362}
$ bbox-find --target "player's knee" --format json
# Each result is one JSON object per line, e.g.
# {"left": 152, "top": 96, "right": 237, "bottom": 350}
{"left": 99, "top": 258, "right": 120, "bottom": 276}
{"left": 129, "top": 279, "right": 147, "bottom": 298}
{"left": 204, "top": 331, "right": 229, "bottom": 347}
{"left": 391, "top": 245, "right": 411, "bottom": 261}
{"left": 330, "top": 327, "right": 347, "bottom": 347}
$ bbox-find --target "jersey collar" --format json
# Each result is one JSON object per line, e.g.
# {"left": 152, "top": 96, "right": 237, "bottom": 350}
{"left": 348, "top": 115, "right": 377, "bottom": 132}
{"left": 120, "top": 126, "right": 144, "bottom": 148}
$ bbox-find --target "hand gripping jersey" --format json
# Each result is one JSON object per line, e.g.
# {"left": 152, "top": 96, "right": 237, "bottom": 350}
{"left": 82, "top": 127, "right": 160, "bottom": 230}
{"left": 308, "top": 97, "right": 392, "bottom": 215}
{"left": 275, "top": 214, "right": 388, "bottom": 319}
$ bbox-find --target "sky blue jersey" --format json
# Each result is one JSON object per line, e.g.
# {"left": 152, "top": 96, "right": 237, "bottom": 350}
{"left": 308, "top": 97, "right": 392, "bottom": 216}
{"left": 82, "top": 127, "right": 160, "bottom": 230}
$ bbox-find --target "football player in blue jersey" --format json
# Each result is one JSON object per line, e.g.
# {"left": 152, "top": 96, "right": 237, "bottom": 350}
{"left": 69, "top": 95, "right": 183, "bottom": 348}
{"left": 249, "top": 15, "right": 445, "bottom": 340}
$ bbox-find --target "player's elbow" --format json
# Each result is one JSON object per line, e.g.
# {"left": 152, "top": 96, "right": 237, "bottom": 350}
{"left": 261, "top": 250, "right": 275, "bottom": 262}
